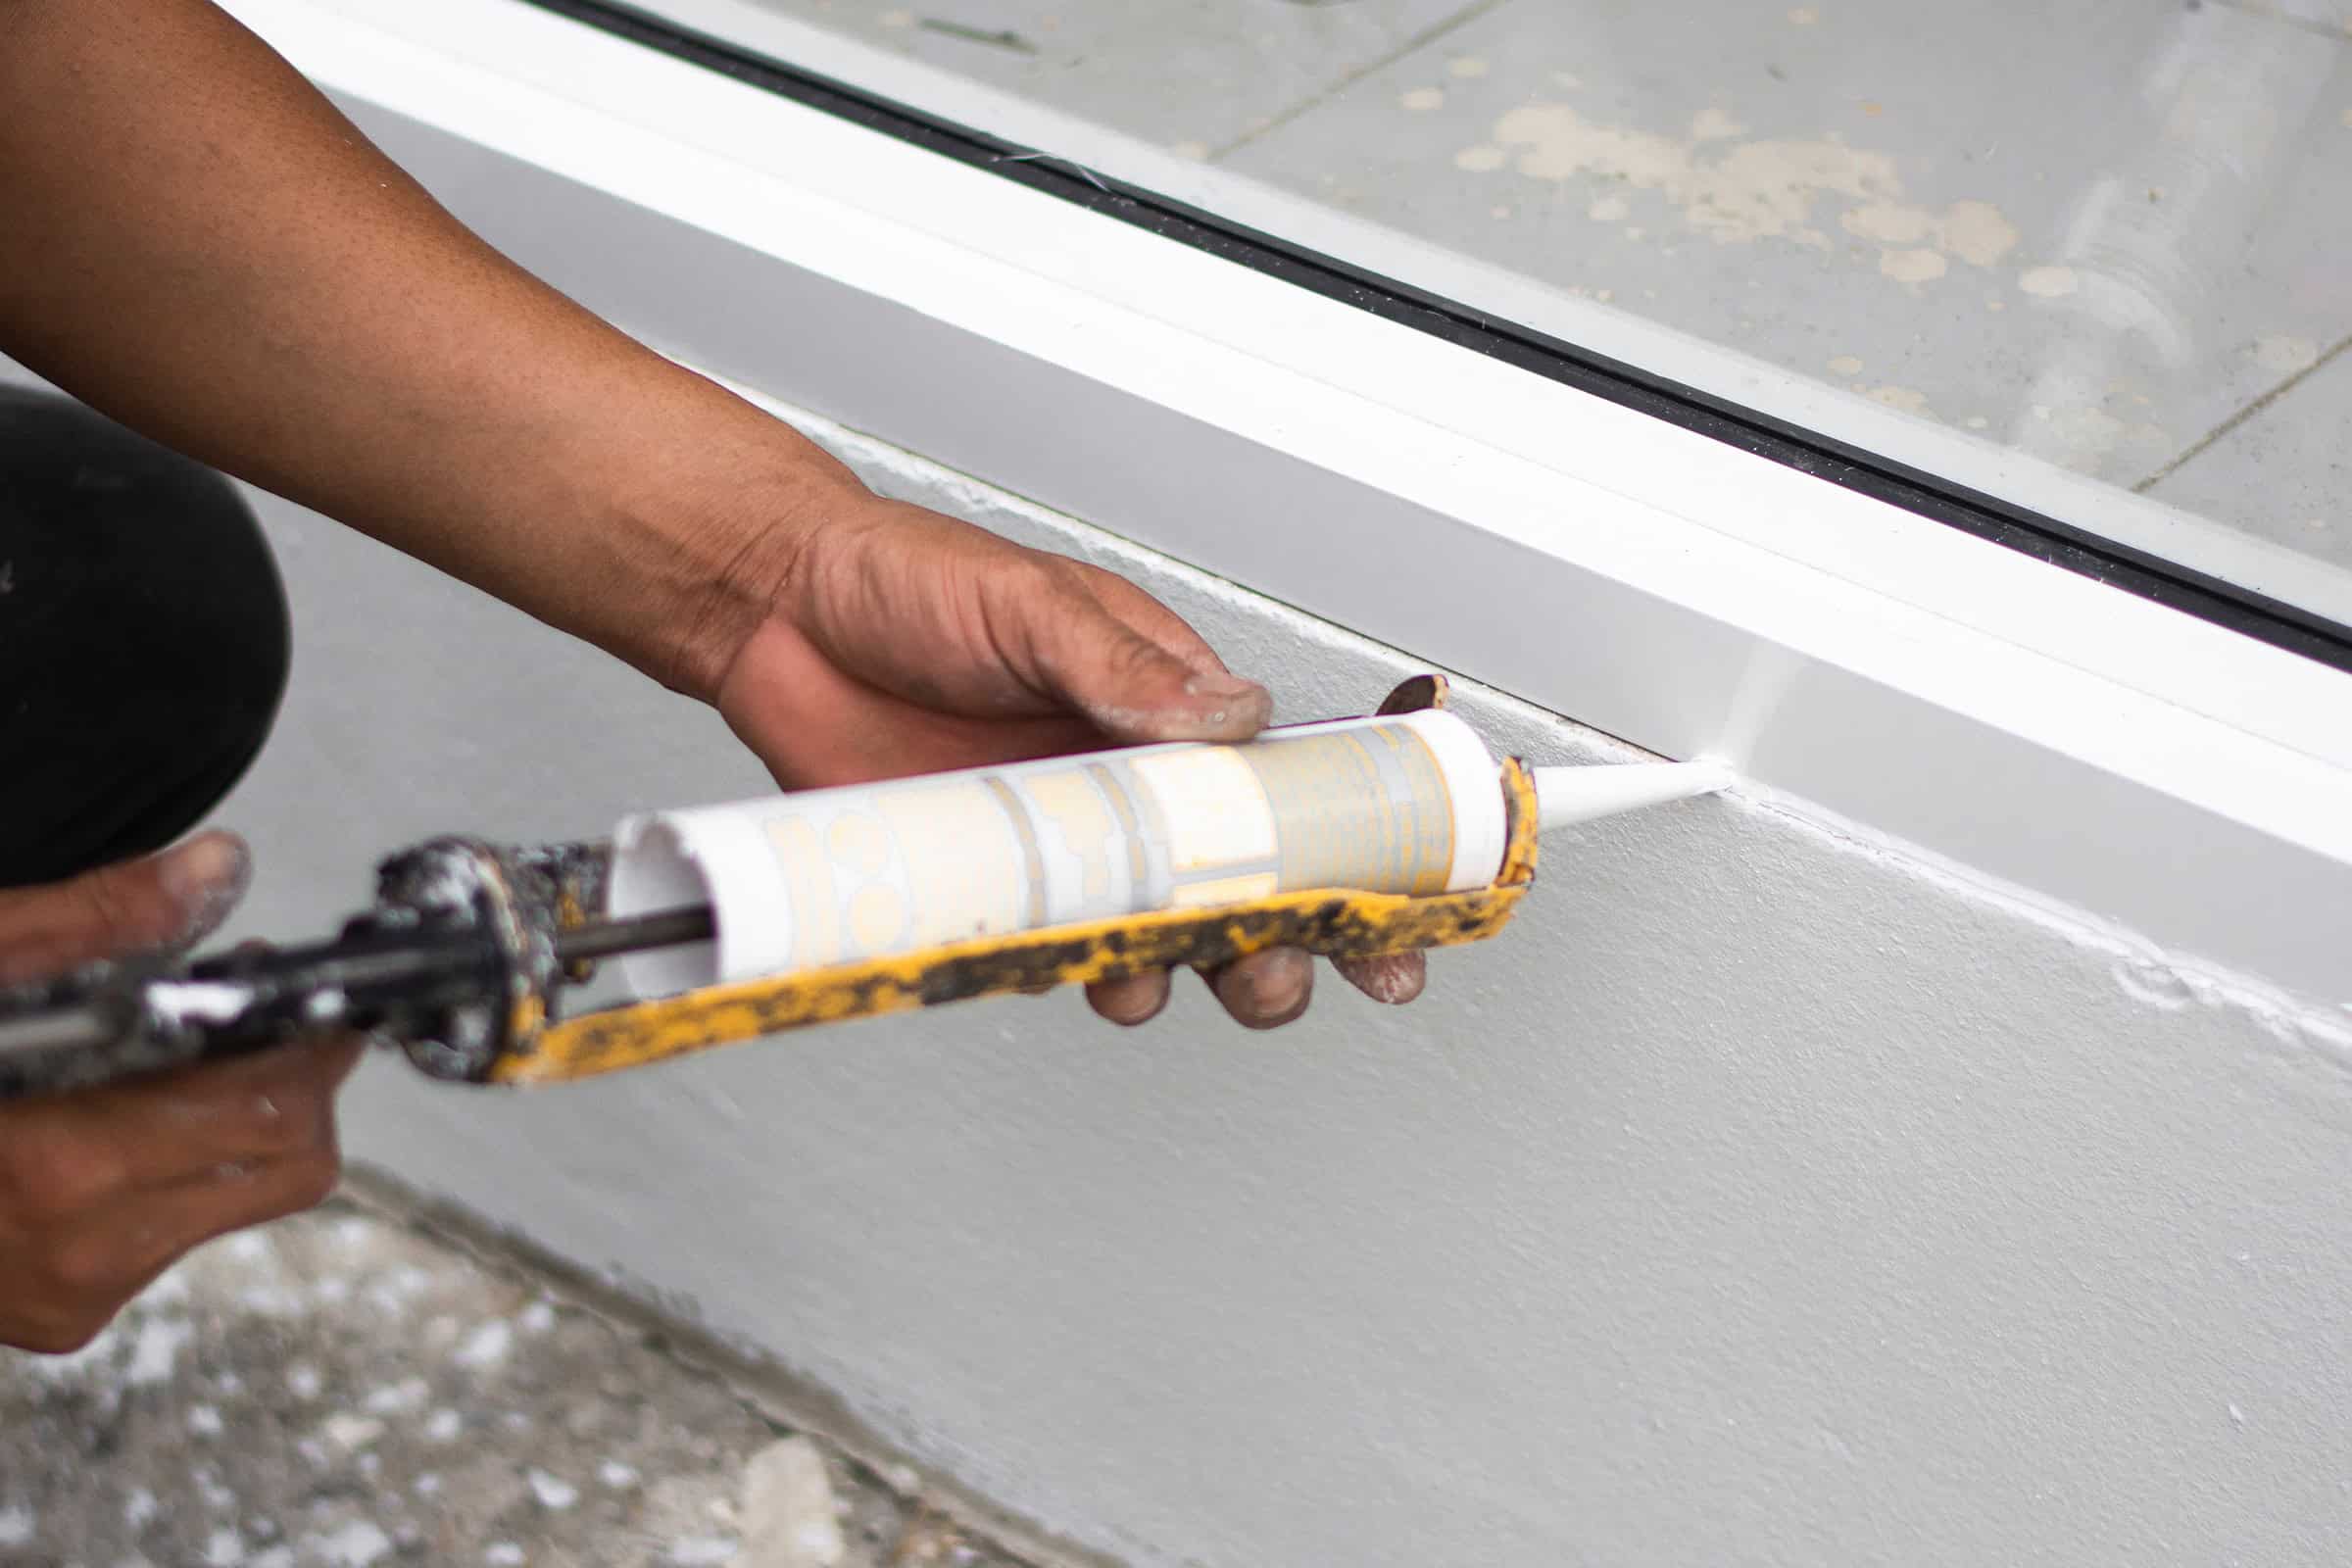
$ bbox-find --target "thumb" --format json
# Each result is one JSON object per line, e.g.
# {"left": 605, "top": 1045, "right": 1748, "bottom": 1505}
{"left": 1014, "top": 575, "right": 1273, "bottom": 745}
{"left": 0, "top": 831, "right": 251, "bottom": 984}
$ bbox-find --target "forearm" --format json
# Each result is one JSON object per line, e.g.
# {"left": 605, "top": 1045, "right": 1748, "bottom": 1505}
{"left": 0, "top": 0, "right": 854, "bottom": 695}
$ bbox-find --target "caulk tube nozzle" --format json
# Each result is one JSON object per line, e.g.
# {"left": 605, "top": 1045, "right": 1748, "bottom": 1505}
{"left": 1529, "top": 760, "right": 1734, "bottom": 833}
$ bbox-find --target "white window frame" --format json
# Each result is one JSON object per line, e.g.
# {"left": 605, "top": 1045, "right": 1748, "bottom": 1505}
{"left": 221, "top": 0, "right": 2352, "bottom": 1012}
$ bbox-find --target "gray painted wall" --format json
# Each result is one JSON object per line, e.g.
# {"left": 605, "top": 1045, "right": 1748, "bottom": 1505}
{"left": 169, "top": 403, "right": 2352, "bottom": 1565}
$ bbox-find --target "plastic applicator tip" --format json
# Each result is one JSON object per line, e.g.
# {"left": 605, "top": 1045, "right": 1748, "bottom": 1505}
{"left": 1529, "top": 759, "right": 1736, "bottom": 834}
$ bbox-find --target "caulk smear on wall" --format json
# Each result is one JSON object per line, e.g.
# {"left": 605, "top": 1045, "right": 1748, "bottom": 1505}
{"left": 1693, "top": 642, "right": 2342, "bottom": 1055}
{"left": 1723, "top": 774, "right": 2352, "bottom": 1065}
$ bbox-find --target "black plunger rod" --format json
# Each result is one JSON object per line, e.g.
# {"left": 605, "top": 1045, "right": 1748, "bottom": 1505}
{"left": 552, "top": 905, "right": 715, "bottom": 965}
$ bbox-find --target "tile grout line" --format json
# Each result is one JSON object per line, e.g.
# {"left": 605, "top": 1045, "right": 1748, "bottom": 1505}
{"left": 2132, "top": 329, "right": 2352, "bottom": 493}
{"left": 1207, "top": 0, "right": 1512, "bottom": 163}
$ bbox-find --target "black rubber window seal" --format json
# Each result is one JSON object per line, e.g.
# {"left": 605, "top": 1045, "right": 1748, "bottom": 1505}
{"left": 514, "top": 0, "right": 2352, "bottom": 676}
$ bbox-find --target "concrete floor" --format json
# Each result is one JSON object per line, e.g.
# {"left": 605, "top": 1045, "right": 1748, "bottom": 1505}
{"left": 739, "top": 0, "right": 2352, "bottom": 584}
{"left": 0, "top": 1194, "right": 1035, "bottom": 1568}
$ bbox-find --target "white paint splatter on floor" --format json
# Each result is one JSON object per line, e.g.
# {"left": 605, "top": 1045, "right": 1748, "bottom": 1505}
{"left": 1472, "top": 94, "right": 2017, "bottom": 290}
{"left": 1843, "top": 197, "right": 2017, "bottom": 270}
{"left": 1, "top": 1204, "right": 1035, "bottom": 1567}
{"left": 2019, "top": 265, "right": 2080, "bottom": 298}
{"left": 1880, "top": 247, "right": 1947, "bottom": 283}
{"left": 311, "top": 1519, "right": 394, "bottom": 1567}
{"left": 528, "top": 1469, "right": 580, "bottom": 1511}
{"left": 127, "top": 1316, "right": 195, "bottom": 1385}
{"left": 455, "top": 1319, "right": 514, "bottom": 1368}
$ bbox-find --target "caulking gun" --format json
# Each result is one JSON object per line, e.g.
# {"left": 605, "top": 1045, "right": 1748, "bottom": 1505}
{"left": 0, "top": 677, "right": 1727, "bottom": 1099}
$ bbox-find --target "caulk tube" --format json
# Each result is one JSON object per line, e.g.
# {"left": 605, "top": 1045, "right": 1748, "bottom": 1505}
{"left": 607, "top": 711, "right": 1731, "bottom": 1000}
{"left": 610, "top": 710, "right": 1504, "bottom": 1000}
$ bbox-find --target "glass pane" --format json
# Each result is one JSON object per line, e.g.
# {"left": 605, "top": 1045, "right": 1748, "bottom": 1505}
{"left": 645, "top": 0, "right": 2352, "bottom": 632}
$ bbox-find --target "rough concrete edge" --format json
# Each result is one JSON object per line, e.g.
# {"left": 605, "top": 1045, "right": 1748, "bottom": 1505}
{"left": 335, "top": 1163, "right": 1126, "bottom": 1568}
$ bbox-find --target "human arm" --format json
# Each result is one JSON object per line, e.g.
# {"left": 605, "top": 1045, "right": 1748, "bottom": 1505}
{"left": 0, "top": 0, "right": 1423, "bottom": 1023}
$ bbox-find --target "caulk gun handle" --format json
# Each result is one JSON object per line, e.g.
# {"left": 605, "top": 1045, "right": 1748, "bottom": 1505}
{"left": 0, "top": 921, "right": 505, "bottom": 1102}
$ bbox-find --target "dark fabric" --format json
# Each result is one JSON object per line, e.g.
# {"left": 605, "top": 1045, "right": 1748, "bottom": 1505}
{"left": 0, "top": 385, "right": 289, "bottom": 888}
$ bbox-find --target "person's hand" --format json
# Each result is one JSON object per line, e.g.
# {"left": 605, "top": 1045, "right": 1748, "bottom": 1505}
{"left": 0, "top": 833, "right": 362, "bottom": 1353}
{"left": 705, "top": 496, "right": 1427, "bottom": 1029}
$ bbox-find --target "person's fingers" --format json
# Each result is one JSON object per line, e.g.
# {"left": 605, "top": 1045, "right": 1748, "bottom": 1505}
{"left": 0, "top": 832, "right": 251, "bottom": 983}
{"left": 0, "top": 1038, "right": 354, "bottom": 1355}
{"left": 25, "top": 1148, "right": 345, "bottom": 1350}
{"left": 1064, "top": 564, "right": 1231, "bottom": 676}
{"left": 720, "top": 621, "right": 1110, "bottom": 787}
{"left": 1334, "top": 952, "right": 1428, "bottom": 1005}
{"left": 1086, "top": 967, "right": 1171, "bottom": 1027}
{"left": 1099, "top": 954, "right": 1423, "bottom": 1026}
{"left": 24, "top": 1038, "right": 362, "bottom": 1199}
{"left": 994, "top": 561, "right": 1272, "bottom": 747}
{"left": 1206, "top": 947, "right": 1314, "bottom": 1030}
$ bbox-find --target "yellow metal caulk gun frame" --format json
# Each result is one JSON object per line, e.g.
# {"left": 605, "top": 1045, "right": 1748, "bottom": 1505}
{"left": 0, "top": 677, "right": 1727, "bottom": 1098}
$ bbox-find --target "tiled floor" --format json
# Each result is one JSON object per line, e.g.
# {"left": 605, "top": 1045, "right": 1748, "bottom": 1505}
{"left": 765, "top": 0, "right": 1475, "bottom": 149}
{"left": 713, "top": 0, "right": 2352, "bottom": 592}
{"left": 2147, "top": 336, "right": 2351, "bottom": 559}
